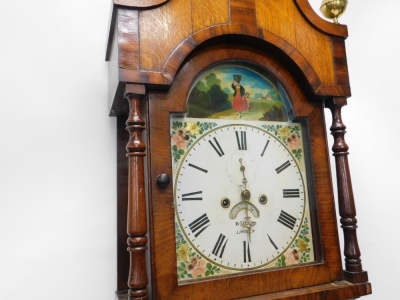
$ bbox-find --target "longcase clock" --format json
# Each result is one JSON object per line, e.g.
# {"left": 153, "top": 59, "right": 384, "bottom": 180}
{"left": 106, "top": 0, "right": 372, "bottom": 299}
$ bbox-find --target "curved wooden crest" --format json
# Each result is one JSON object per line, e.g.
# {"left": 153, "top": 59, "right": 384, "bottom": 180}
{"left": 107, "top": 0, "right": 351, "bottom": 117}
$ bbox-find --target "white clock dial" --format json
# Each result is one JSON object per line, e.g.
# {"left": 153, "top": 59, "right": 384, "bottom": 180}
{"left": 174, "top": 122, "right": 307, "bottom": 270}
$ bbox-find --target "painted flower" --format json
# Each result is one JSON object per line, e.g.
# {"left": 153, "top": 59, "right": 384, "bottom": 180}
{"left": 177, "top": 231, "right": 184, "bottom": 241}
{"left": 278, "top": 127, "right": 290, "bottom": 138}
{"left": 185, "top": 122, "right": 200, "bottom": 136}
{"left": 172, "top": 129, "right": 189, "bottom": 148}
{"left": 190, "top": 257, "right": 206, "bottom": 278}
{"left": 287, "top": 133, "right": 301, "bottom": 150}
{"left": 289, "top": 249, "right": 299, "bottom": 262}
{"left": 177, "top": 243, "right": 191, "bottom": 262}
{"left": 296, "top": 239, "right": 308, "bottom": 252}
{"left": 301, "top": 228, "right": 308, "bottom": 236}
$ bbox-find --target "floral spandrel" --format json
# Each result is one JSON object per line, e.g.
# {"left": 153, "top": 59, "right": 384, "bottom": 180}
{"left": 175, "top": 222, "right": 222, "bottom": 281}
{"left": 171, "top": 121, "right": 217, "bottom": 164}
{"left": 262, "top": 124, "right": 303, "bottom": 162}
{"left": 276, "top": 217, "right": 313, "bottom": 267}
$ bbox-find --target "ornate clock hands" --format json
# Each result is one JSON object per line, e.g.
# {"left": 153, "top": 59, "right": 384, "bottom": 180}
{"left": 239, "top": 158, "right": 248, "bottom": 188}
{"left": 228, "top": 158, "right": 260, "bottom": 243}
{"left": 229, "top": 158, "right": 260, "bottom": 218}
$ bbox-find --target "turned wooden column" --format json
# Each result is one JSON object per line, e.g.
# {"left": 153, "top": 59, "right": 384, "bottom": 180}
{"left": 325, "top": 97, "right": 368, "bottom": 284}
{"left": 125, "top": 90, "right": 148, "bottom": 299}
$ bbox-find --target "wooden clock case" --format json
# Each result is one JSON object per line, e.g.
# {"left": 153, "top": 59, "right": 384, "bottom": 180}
{"left": 106, "top": 0, "right": 372, "bottom": 299}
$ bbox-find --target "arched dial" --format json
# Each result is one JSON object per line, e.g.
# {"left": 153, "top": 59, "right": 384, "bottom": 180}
{"left": 174, "top": 124, "right": 306, "bottom": 270}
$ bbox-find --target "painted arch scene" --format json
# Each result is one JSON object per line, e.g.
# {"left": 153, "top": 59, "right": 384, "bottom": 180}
{"left": 186, "top": 64, "right": 291, "bottom": 121}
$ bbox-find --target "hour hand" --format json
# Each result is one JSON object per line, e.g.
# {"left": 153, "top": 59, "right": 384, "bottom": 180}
{"left": 239, "top": 158, "right": 247, "bottom": 187}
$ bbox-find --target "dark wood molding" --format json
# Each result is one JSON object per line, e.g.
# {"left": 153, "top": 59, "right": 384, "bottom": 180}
{"left": 331, "top": 37, "right": 351, "bottom": 88}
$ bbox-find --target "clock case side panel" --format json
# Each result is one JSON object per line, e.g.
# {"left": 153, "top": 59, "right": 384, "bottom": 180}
{"left": 147, "top": 42, "right": 343, "bottom": 299}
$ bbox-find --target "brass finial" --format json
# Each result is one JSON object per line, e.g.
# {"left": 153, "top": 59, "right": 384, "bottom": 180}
{"left": 320, "top": 0, "right": 348, "bottom": 24}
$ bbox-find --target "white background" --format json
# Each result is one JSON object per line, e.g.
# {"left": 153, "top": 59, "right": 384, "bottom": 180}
{"left": 0, "top": 0, "right": 396, "bottom": 299}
